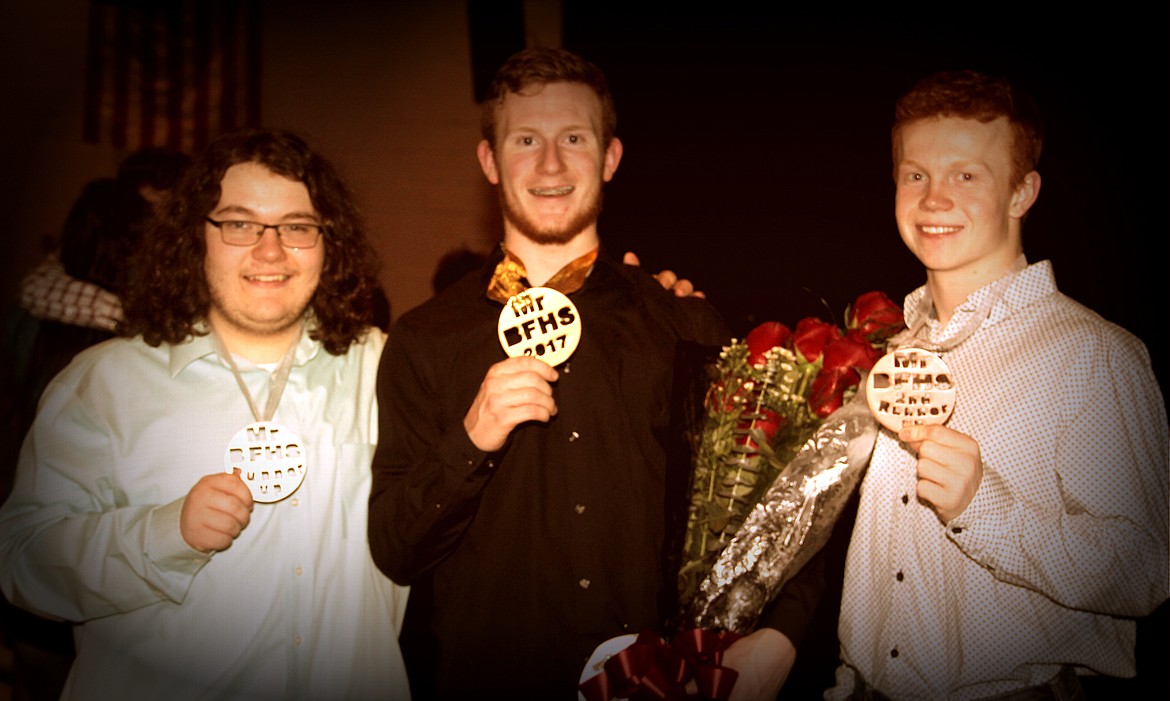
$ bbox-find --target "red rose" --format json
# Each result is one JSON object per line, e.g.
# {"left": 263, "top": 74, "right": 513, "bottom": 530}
{"left": 736, "top": 407, "right": 784, "bottom": 449}
{"left": 808, "top": 331, "right": 880, "bottom": 417}
{"left": 809, "top": 366, "right": 860, "bottom": 417}
{"left": 847, "top": 291, "right": 904, "bottom": 341}
{"left": 792, "top": 318, "right": 841, "bottom": 363}
{"left": 744, "top": 321, "right": 792, "bottom": 367}
{"left": 822, "top": 329, "right": 881, "bottom": 374}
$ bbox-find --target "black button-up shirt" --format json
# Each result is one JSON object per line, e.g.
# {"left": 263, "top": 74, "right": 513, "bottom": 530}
{"left": 369, "top": 249, "right": 820, "bottom": 698}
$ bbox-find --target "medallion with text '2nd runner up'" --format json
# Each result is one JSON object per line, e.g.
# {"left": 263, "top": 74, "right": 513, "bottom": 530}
{"left": 497, "top": 286, "right": 581, "bottom": 367}
{"left": 865, "top": 348, "right": 956, "bottom": 432}
{"left": 224, "top": 421, "right": 307, "bottom": 503}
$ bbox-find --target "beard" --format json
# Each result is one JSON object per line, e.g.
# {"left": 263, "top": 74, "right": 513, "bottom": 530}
{"left": 499, "top": 184, "right": 603, "bottom": 246}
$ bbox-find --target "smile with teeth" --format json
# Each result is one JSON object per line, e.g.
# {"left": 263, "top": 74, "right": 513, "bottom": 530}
{"left": 246, "top": 274, "right": 291, "bottom": 282}
{"left": 529, "top": 185, "right": 574, "bottom": 196}
{"left": 919, "top": 225, "right": 962, "bottom": 235}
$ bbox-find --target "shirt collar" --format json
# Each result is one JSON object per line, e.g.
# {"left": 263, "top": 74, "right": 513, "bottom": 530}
{"left": 166, "top": 317, "right": 324, "bottom": 377}
{"left": 903, "top": 257, "right": 1058, "bottom": 344}
{"left": 482, "top": 244, "right": 624, "bottom": 303}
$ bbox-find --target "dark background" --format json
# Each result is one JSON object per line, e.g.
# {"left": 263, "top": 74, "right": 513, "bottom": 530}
{"left": 561, "top": 3, "right": 1168, "bottom": 398}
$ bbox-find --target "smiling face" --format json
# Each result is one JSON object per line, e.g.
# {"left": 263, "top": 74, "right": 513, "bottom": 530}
{"left": 204, "top": 161, "right": 324, "bottom": 359}
{"left": 894, "top": 116, "right": 1039, "bottom": 303}
{"left": 477, "top": 81, "right": 622, "bottom": 249}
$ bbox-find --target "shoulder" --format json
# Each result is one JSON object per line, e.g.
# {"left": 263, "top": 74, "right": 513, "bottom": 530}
{"left": 58, "top": 335, "right": 167, "bottom": 383}
{"left": 1025, "top": 292, "right": 1151, "bottom": 364}
{"left": 34, "top": 336, "right": 169, "bottom": 418}
{"left": 320, "top": 327, "right": 387, "bottom": 378}
{"left": 1010, "top": 292, "right": 1163, "bottom": 420}
{"left": 604, "top": 258, "right": 728, "bottom": 344}
{"left": 346, "top": 326, "right": 386, "bottom": 358}
{"left": 391, "top": 271, "right": 499, "bottom": 351}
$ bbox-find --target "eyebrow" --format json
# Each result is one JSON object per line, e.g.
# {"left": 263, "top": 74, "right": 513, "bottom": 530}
{"left": 506, "top": 123, "right": 594, "bottom": 136}
{"left": 211, "top": 204, "right": 319, "bottom": 221}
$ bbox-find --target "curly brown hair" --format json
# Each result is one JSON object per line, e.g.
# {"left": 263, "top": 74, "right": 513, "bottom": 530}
{"left": 119, "top": 129, "right": 382, "bottom": 355}
{"left": 892, "top": 70, "right": 1043, "bottom": 187}
{"left": 480, "top": 46, "right": 617, "bottom": 150}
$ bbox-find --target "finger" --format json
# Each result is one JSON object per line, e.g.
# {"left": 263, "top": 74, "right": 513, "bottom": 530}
{"left": 914, "top": 456, "right": 950, "bottom": 489}
{"left": 220, "top": 471, "right": 256, "bottom": 508}
{"left": 484, "top": 369, "right": 556, "bottom": 400}
{"left": 672, "top": 279, "right": 695, "bottom": 297}
{"left": 655, "top": 270, "right": 678, "bottom": 290}
{"left": 204, "top": 489, "right": 254, "bottom": 528}
{"left": 483, "top": 385, "right": 558, "bottom": 417}
{"left": 919, "top": 447, "right": 969, "bottom": 479}
{"left": 898, "top": 424, "right": 930, "bottom": 444}
{"left": 194, "top": 477, "right": 253, "bottom": 522}
{"left": 900, "top": 423, "right": 973, "bottom": 451}
{"left": 915, "top": 476, "right": 946, "bottom": 510}
{"left": 200, "top": 508, "right": 248, "bottom": 539}
{"left": 622, "top": 251, "right": 642, "bottom": 267}
{"left": 491, "top": 356, "right": 560, "bottom": 383}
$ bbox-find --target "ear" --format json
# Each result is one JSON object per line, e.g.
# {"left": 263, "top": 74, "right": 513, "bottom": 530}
{"left": 601, "top": 137, "right": 623, "bottom": 182}
{"left": 1009, "top": 171, "right": 1041, "bottom": 219}
{"left": 476, "top": 140, "right": 499, "bottom": 185}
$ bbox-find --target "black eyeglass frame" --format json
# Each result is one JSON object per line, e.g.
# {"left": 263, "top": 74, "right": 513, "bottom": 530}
{"left": 205, "top": 217, "right": 324, "bottom": 249}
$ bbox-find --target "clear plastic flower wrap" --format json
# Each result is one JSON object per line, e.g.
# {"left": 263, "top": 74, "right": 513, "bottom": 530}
{"left": 686, "top": 388, "right": 879, "bottom": 632}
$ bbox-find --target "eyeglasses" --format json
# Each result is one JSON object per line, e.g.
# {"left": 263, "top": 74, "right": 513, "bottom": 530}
{"left": 205, "top": 217, "right": 324, "bottom": 249}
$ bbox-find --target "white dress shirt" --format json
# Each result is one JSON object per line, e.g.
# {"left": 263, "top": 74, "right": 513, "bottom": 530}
{"left": 829, "top": 260, "right": 1168, "bottom": 700}
{"left": 0, "top": 327, "right": 411, "bottom": 700}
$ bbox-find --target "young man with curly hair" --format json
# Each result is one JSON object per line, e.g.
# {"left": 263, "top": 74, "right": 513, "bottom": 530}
{"left": 0, "top": 129, "right": 410, "bottom": 700}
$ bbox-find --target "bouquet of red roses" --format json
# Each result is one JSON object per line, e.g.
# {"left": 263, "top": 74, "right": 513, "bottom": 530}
{"left": 678, "top": 291, "right": 904, "bottom": 610}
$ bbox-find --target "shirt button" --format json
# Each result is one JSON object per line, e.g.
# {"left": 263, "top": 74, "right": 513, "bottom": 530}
{"left": 575, "top": 504, "right": 586, "bottom": 514}
{"left": 294, "top": 566, "right": 303, "bottom": 577}
{"left": 293, "top": 634, "right": 303, "bottom": 647}
{"left": 579, "top": 578, "right": 590, "bottom": 589}
{"left": 952, "top": 527, "right": 963, "bottom": 534}
{"left": 568, "top": 431, "right": 580, "bottom": 442}
{"left": 901, "top": 494, "right": 908, "bottom": 505}
{"left": 562, "top": 362, "right": 572, "bottom": 374}
{"left": 890, "top": 648, "right": 898, "bottom": 658}
{"left": 291, "top": 498, "right": 300, "bottom": 507}
{"left": 895, "top": 571, "right": 903, "bottom": 582}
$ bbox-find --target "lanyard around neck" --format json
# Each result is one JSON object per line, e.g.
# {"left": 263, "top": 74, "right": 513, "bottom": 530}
{"left": 211, "top": 328, "right": 301, "bottom": 423}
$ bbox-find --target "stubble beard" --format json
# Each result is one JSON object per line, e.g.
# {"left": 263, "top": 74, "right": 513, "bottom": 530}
{"left": 206, "top": 282, "right": 314, "bottom": 342}
{"left": 500, "top": 185, "right": 603, "bottom": 246}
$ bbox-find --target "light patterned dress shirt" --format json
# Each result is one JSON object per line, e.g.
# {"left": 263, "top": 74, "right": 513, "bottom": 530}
{"left": 829, "top": 260, "right": 1168, "bottom": 701}
{"left": 0, "top": 326, "right": 411, "bottom": 700}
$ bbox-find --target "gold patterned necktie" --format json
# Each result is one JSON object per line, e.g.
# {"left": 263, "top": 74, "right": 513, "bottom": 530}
{"left": 486, "top": 246, "right": 598, "bottom": 304}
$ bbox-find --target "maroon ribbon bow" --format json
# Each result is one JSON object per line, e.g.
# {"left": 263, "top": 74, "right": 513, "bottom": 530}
{"left": 578, "top": 628, "right": 741, "bottom": 701}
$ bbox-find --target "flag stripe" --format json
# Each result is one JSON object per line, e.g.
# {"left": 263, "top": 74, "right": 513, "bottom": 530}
{"left": 83, "top": 0, "right": 260, "bottom": 154}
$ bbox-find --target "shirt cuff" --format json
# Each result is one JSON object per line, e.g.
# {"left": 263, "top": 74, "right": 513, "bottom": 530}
{"left": 436, "top": 425, "right": 498, "bottom": 479}
{"left": 144, "top": 497, "right": 212, "bottom": 600}
{"left": 946, "top": 461, "right": 1012, "bottom": 570}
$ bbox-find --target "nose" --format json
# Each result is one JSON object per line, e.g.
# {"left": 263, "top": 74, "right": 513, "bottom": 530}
{"left": 536, "top": 143, "right": 566, "bottom": 175}
{"left": 922, "top": 181, "right": 952, "bottom": 211}
{"left": 251, "top": 226, "right": 288, "bottom": 261}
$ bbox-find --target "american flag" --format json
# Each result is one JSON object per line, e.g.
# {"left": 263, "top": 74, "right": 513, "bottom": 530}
{"left": 83, "top": 0, "right": 261, "bottom": 153}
